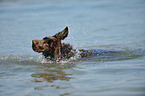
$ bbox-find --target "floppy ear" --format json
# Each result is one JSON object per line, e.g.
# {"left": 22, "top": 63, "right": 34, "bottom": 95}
{"left": 53, "top": 26, "right": 69, "bottom": 40}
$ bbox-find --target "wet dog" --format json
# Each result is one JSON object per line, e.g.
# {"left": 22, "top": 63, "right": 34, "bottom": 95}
{"left": 32, "top": 26, "right": 98, "bottom": 61}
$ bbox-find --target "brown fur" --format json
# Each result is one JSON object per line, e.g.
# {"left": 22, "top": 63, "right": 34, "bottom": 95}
{"left": 32, "top": 26, "right": 98, "bottom": 61}
{"left": 32, "top": 26, "right": 75, "bottom": 60}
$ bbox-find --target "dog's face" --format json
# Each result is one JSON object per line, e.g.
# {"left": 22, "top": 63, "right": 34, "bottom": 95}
{"left": 32, "top": 26, "right": 69, "bottom": 60}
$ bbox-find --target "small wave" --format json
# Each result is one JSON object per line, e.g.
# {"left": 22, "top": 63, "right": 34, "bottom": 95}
{"left": 87, "top": 49, "right": 145, "bottom": 61}
{"left": 0, "top": 55, "right": 42, "bottom": 64}
{"left": 0, "top": 49, "right": 144, "bottom": 64}
{"left": 0, "top": 53, "right": 80, "bottom": 64}
{"left": 40, "top": 51, "right": 81, "bottom": 64}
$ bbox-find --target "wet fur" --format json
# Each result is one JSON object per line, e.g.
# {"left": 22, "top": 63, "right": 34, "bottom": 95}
{"left": 32, "top": 26, "right": 96, "bottom": 61}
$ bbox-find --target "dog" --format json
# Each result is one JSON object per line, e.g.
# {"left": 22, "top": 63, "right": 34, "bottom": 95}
{"left": 32, "top": 26, "right": 110, "bottom": 61}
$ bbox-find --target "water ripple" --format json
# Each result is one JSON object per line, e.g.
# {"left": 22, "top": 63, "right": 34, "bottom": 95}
{"left": 0, "top": 49, "right": 144, "bottom": 64}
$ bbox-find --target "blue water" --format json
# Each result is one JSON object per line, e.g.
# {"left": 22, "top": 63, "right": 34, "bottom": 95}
{"left": 0, "top": 0, "right": 145, "bottom": 96}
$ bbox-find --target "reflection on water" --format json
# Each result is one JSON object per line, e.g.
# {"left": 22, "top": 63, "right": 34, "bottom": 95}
{"left": 30, "top": 63, "right": 75, "bottom": 96}
{"left": 31, "top": 63, "right": 75, "bottom": 93}
{"left": 31, "top": 70, "right": 72, "bottom": 83}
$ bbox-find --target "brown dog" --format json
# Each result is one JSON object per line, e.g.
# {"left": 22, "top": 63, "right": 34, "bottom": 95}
{"left": 32, "top": 26, "right": 77, "bottom": 61}
{"left": 32, "top": 26, "right": 101, "bottom": 61}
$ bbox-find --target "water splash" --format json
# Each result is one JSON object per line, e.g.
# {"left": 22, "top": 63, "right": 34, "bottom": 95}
{"left": 0, "top": 53, "right": 80, "bottom": 64}
{"left": 0, "top": 49, "right": 144, "bottom": 64}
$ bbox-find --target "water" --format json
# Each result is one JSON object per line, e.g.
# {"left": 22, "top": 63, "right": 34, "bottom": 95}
{"left": 0, "top": 0, "right": 145, "bottom": 96}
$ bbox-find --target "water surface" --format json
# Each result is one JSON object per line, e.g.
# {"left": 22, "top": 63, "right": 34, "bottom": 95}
{"left": 0, "top": 0, "right": 145, "bottom": 96}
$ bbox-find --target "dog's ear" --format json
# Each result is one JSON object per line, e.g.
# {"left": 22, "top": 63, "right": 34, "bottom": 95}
{"left": 53, "top": 26, "right": 69, "bottom": 40}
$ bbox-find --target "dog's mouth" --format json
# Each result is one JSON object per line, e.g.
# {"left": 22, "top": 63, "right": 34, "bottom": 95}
{"left": 32, "top": 46, "right": 43, "bottom": 53}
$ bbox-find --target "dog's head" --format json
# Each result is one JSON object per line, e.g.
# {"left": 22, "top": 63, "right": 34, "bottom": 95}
{"left": 32, "top": 26, "right": 69, "bottom": 60}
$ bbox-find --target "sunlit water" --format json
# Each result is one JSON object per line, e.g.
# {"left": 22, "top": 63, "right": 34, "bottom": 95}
{"left": 0, "top": 0, "right": 145, "bottom": 96}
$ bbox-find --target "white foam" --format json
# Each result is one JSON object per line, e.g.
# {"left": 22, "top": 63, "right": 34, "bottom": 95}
{"left": 38, "top": 50, "right": 81, "bottom": 64}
